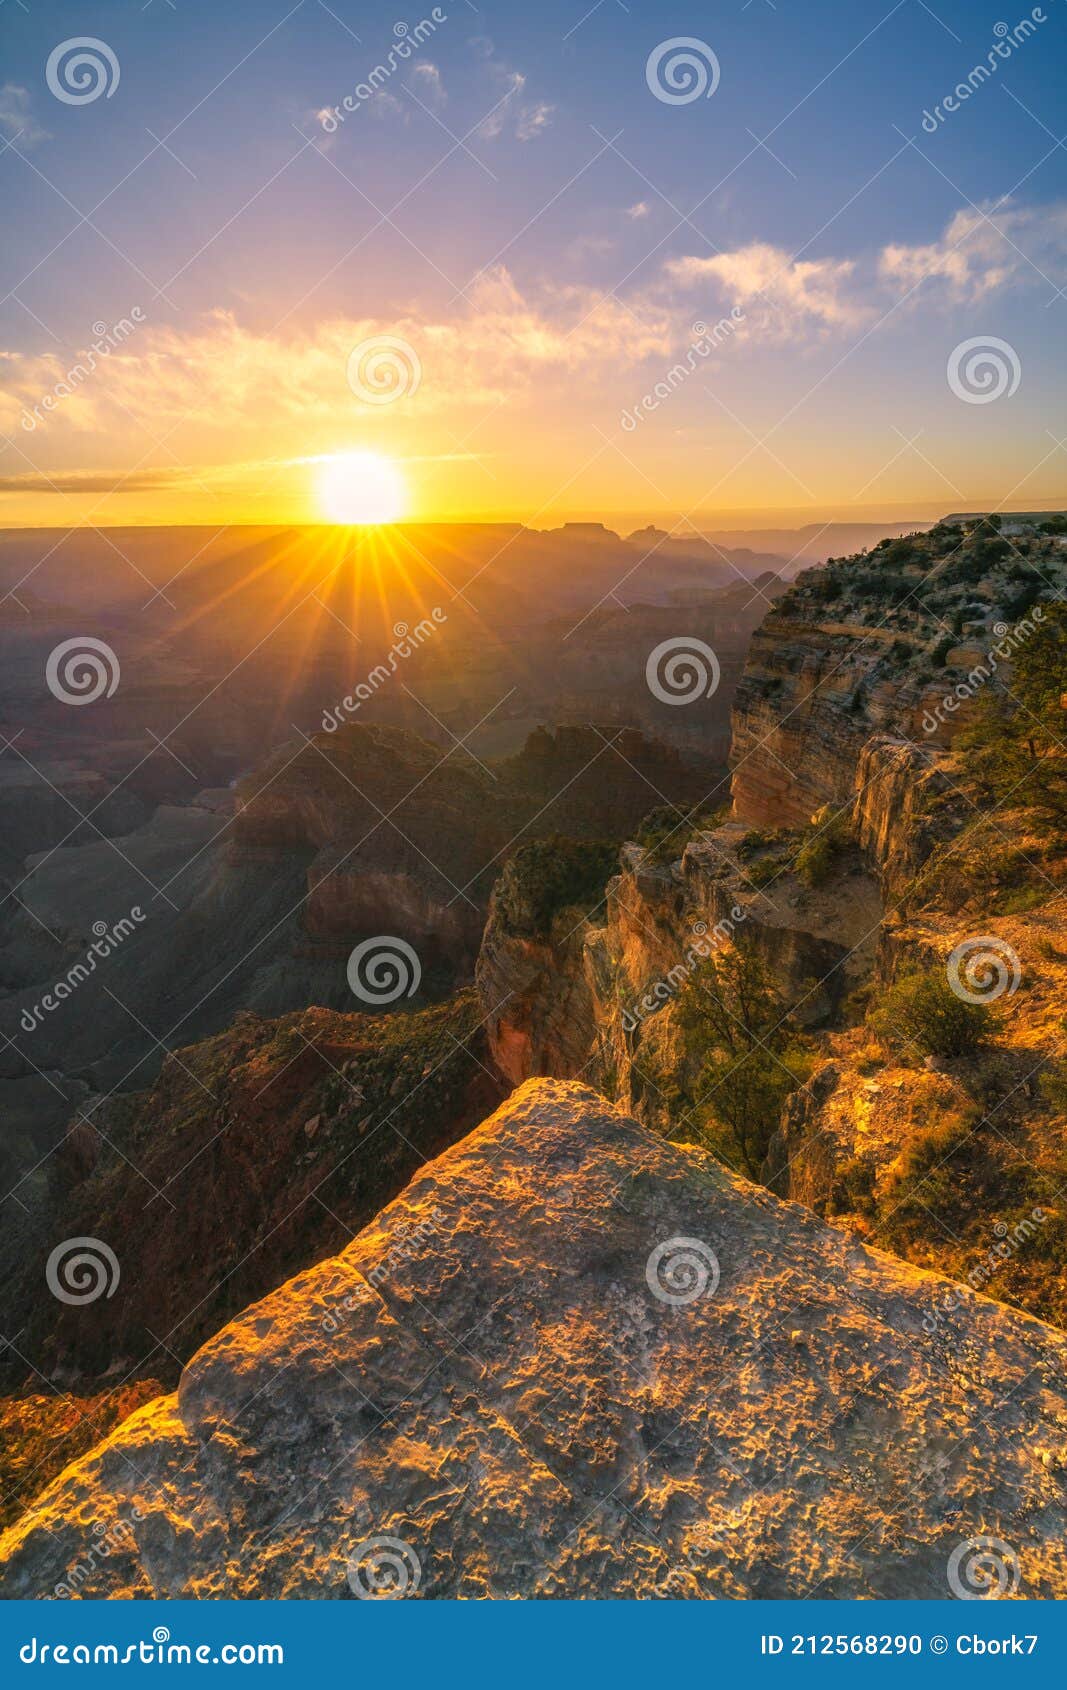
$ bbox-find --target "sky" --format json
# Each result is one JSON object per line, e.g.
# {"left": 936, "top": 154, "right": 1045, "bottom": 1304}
{"left": 1, "top": 0, "right": 1066, "bottom": 529}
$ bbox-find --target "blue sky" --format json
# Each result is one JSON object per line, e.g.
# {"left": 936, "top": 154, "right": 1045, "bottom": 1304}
{"left": 1, "top": 0, "right": 1065, "bottom": 524}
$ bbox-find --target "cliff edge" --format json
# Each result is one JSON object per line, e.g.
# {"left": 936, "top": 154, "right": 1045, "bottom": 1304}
{"left": 3, "top": 1078, "right": 1065, "bottom": 1600}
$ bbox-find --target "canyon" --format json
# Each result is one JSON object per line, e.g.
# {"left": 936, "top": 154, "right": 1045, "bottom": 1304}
{"left": 2, "top": 513, "right": 1066, "bottom": 1596}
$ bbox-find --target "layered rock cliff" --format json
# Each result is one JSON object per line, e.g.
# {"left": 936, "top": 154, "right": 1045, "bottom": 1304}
{"left": 477, "top": 519, "right": 1067, "bottom": 1324}
{"left": 3, "top": 1080, "right": 1066, "bottom": 1600}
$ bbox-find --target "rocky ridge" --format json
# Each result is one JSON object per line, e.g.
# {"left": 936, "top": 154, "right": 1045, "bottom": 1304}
{"left": 3, "top": 1079, "right": 1066, "bottom": 1600}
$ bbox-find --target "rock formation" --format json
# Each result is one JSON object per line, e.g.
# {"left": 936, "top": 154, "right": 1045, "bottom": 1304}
{"left": 2, "top": 1080, "right": 1065, "bottom": 1600}
{"left": 477, "top": 519, "right": 1067, "bottom": 1325}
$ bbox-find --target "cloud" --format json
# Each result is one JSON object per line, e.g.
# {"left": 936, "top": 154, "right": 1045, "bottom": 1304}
{"left": 626, "top": 202, "right": 650, "bottom": 220}
{"left": 6, "top": 201, "right": 1063, "bottom": 449}
{"left": 0, "top": 470, "right": 179, "bottom": 495}
{"left": 410, "top": 62, "right": 446, "bottom": 110}
{"left": 517, "top": 101, "right": 554, "bottom": 141}
{"left": 470, "top": 36, "right": 552, "bottom": 141}
{"left": 878, "top": 200, "right": 1067, "bottom": 299}
{"left": 666, "top": 244, "right": 866, "bottom": 334}
{"left": 664, "top": 201, "right": 1067, "bottom": 339}
{"left": 0, "top": 269, "right": 677, "bottom": 437}
{"left": 0, "top": 84, "right": 50, "bottom": 148}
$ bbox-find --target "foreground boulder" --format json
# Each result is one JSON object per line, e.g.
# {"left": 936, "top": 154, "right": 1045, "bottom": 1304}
{"left": 2, "top": 1079, "right": 1066, "bottom": 1599}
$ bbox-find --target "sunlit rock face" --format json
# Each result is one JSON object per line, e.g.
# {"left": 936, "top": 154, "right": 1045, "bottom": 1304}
{"left": 3, "top": 1079, "right": 1065, "bottom": 1600}
{"left": 477, "top": 830, "right": 882, "bottom": 1123}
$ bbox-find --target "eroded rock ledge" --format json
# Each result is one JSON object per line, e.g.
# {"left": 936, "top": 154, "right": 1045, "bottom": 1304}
{"left": 3, "top": 1079, "right": 1065, "bottom": 1599}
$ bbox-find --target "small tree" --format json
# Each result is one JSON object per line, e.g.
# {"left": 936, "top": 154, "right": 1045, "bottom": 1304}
{"left": 678, "top": 940, "right": 809, "bottom": 1178}
{"left": 958, "top": 602, "right": 1067, "bottom": 826}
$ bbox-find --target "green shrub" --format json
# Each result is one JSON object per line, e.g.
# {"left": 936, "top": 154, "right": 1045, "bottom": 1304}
{"left": 679, "top": 939, "right": 812, "bottom": 1178}
{"left": 1040, "top": 1061, "right": 1067, "bottom": 1113}
{"left": 635, "top": 803, "right": 725, "bottom": 863}
{"left": 494, "top": 837, "right": 619, "bottom": 937}
{"left": 793, "top": 806, "right": 852, "bottom": 888}
{"left": 794, "top": 832, "right": 835, "bottom": 887}
{"left": 870, "top": 971, "right": 997, "bottom": 1059}
{"left": 958, "top": 601, "right": 1067, "bottom": 827}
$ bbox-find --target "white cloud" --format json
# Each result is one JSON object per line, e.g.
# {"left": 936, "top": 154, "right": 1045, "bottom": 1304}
{"left": 7, "top": 201, "right": 1063, "bottom": 445}
{"left": 0, "top": 83, "right": 50, "bottom": 148}
{"left": 666, "top": 244, "right": 866, "bottom": 334}
{"left": 626, "top": 202, "right": 650, "bottom": 220}
{"left": 663, "top": 201, "right": 1067, "bottom": 339}
{"left": 878, "top": 200, "right": 1067, "bottom": 299}
{"left": 410, "top": 62, "right": 446, "bottom": 110}
{"left": 470, "top": 36, "right": 551, "bottom": 141}
{"left": 516, "top": 101, "right": 554, "bottom": 141}
{"left": 0, "top": 269, "right": 677, "bottom": 436}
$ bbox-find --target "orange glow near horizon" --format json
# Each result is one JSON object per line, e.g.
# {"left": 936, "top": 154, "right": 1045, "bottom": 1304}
{"left": 316, "top": 452, "right": 408, "bottom": 526}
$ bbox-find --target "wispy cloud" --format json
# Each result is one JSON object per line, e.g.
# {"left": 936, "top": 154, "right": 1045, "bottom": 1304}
{"left": 878, "top": 200, "right": 1067, "bottom": 298}
{"left": 410, "top": 62, "right": 446, "bottom": 110}
{"left": 666, "top": 245, "right": 865, "bottom": 334}
{"left": 0, "top": 83, "right": 50, "bottom": 148}
{"left": 470, "top": 36, "right": 553, "bottom": 142}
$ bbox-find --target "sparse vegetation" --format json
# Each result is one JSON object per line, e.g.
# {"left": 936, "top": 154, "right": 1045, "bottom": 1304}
{"left": 493, "top": 836, "right": 619, "bottom": 937}
{"left": 0, "top": 1383, "right": 162, "bottom": 1532}
{"left": 958, "top": 602, "right": 1067, "bottom": 827}
{"left": 869, "top": 970, "right": 997, "bottom": 1059}
{"left": 793, "top": 806, "right": 853, "bottom": 889}
{"left": 635, "top": 802, "right": 727, "bottom": 864}
{"left": 678, "top": 939, "right": 813, "bottom": 1178}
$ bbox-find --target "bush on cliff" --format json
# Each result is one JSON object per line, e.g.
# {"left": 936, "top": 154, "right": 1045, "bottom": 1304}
{"left": 957, "top": 601, "right": 1067, "bottom": 827}
{"left": 870, "top": 971, "right": 997, "bottom": 1060}
{"left": 635, "top": 803, "right": 726, "bottom": 863}
{"left": 793, "top": 806, "right": 853, "bottom": 888}
{"left": 493, "top": 837, "right": 619, "bottom": 938}
{"left": 679, "top": 939, "right": 813, "bottom": 1179}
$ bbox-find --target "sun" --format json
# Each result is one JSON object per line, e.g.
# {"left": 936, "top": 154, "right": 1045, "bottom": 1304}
{"left": 317, "top": 451, "right": 407, "bottom": 524}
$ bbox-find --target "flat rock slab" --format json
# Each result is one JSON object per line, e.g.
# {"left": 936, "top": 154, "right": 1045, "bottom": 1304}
{"left": 2, "top": 1079, "right": 1066, "bottom": 1599}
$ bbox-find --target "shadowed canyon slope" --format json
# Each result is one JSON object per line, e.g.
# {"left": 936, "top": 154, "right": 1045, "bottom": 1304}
{"left": 2, "top": 1080, "right": 1066, "bottom": 1600}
